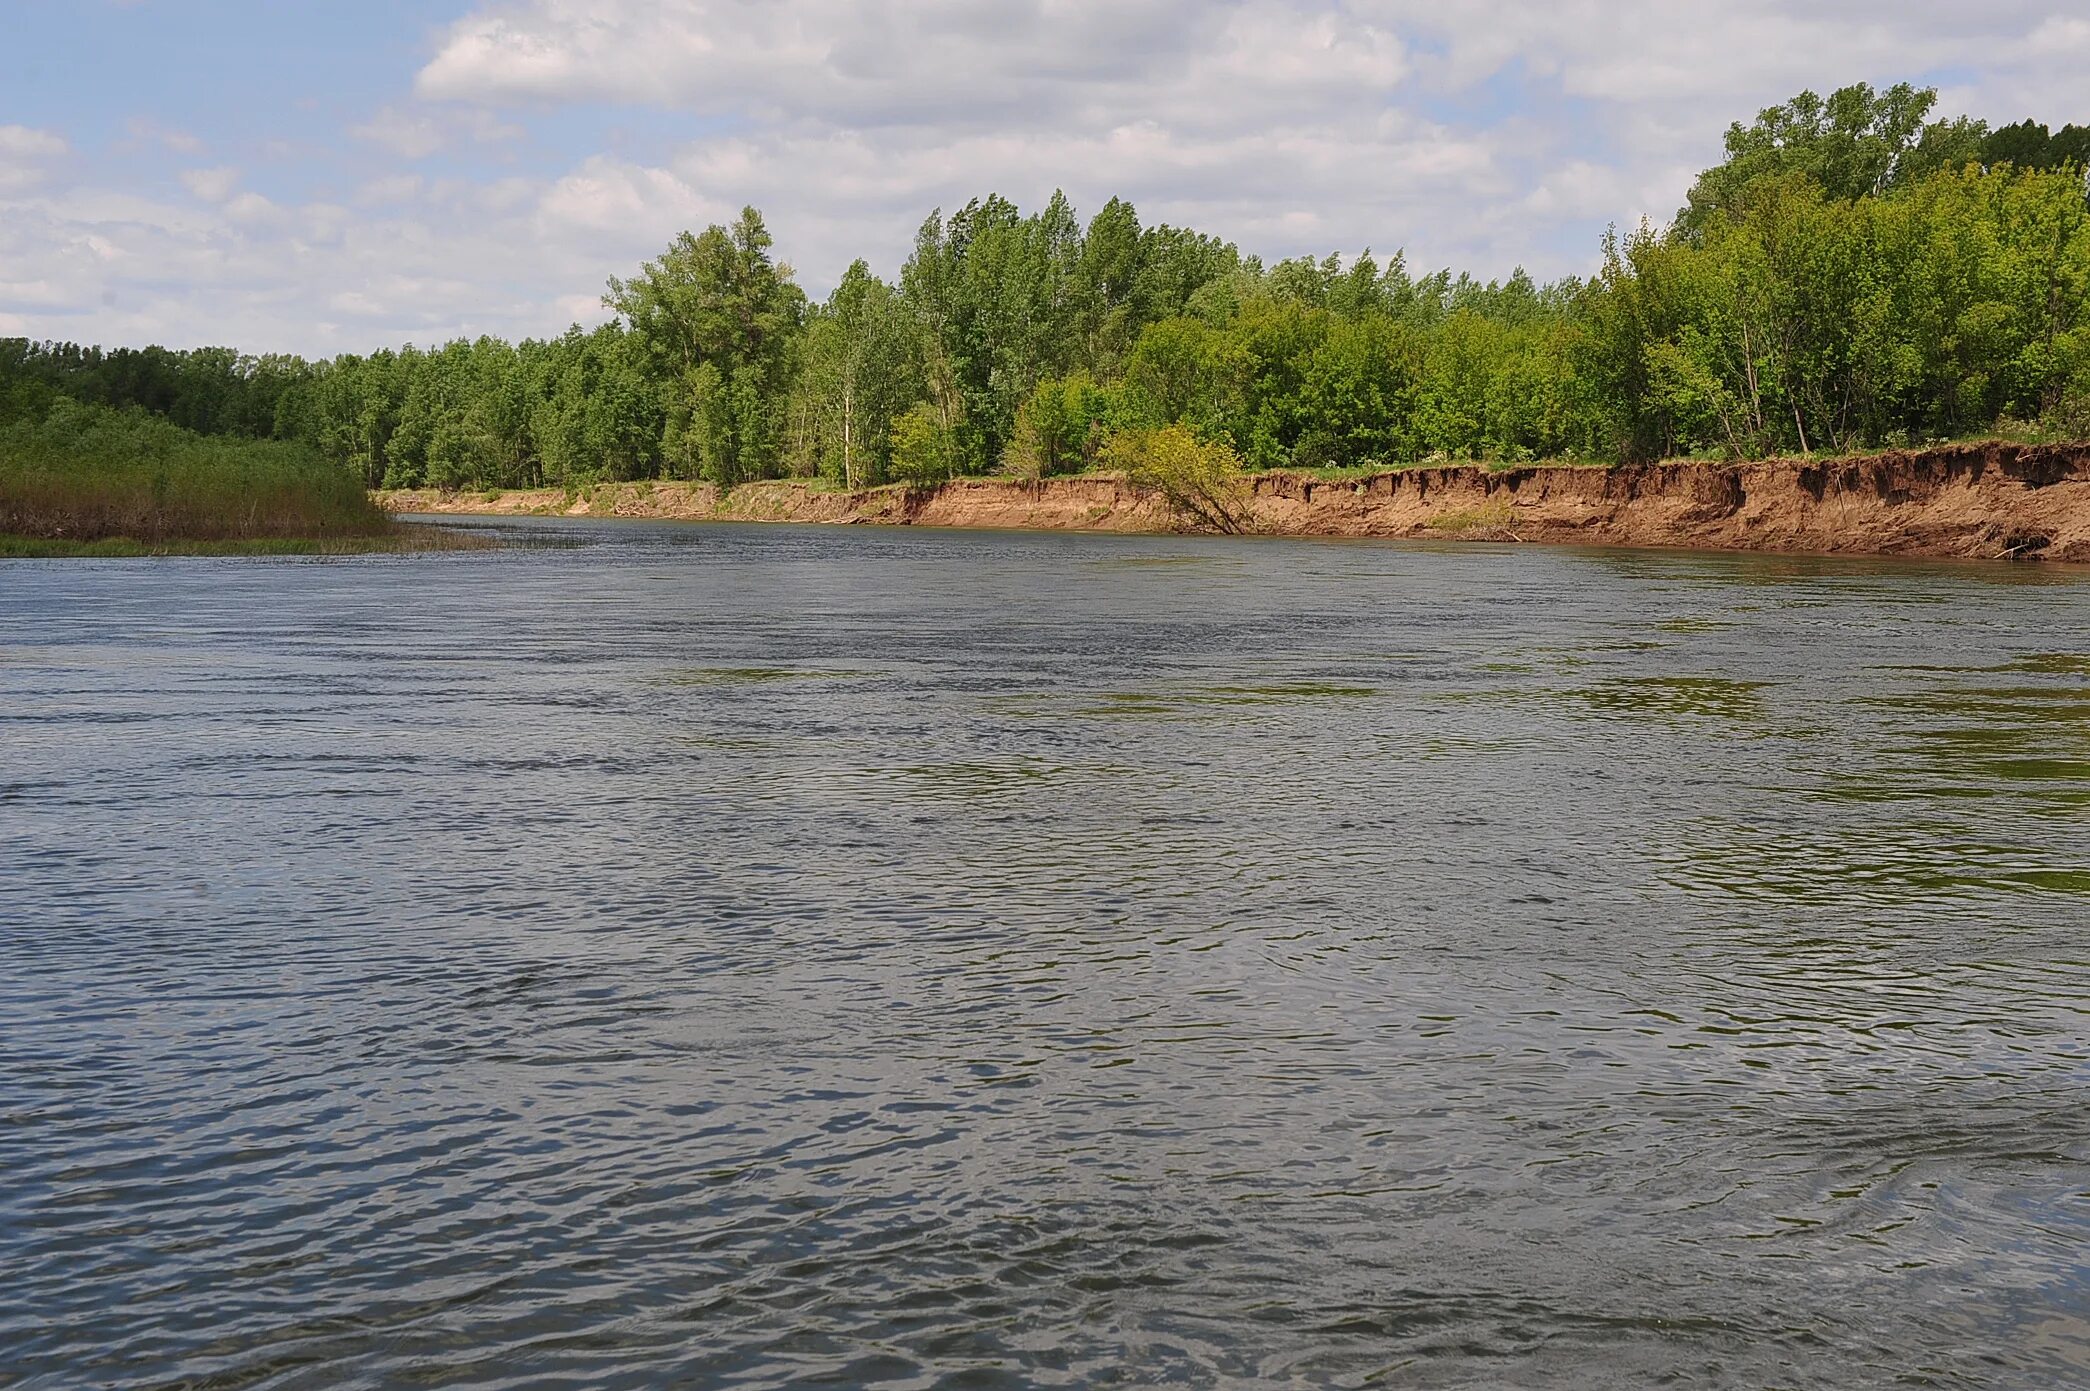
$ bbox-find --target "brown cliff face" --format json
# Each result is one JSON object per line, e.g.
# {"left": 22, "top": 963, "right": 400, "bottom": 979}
{"left": 1241, "top": 443, "right": 2090, "bottom": 560}
{"left": 379, "top": 442, "right": 2090, "bottom": 562}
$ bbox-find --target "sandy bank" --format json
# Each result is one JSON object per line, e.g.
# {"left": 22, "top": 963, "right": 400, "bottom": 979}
{"left": 378, "top": 441, "right": 2090, "bottom": 562}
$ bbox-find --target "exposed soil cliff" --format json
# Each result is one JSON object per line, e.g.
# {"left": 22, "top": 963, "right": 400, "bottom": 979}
{"left": 380, "top": 441, "right": 2090, "bottom": 562}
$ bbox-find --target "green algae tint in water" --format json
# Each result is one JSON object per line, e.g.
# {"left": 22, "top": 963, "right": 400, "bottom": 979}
{"left": 2, "top": 519, "right": 2087, "bottom": 1390}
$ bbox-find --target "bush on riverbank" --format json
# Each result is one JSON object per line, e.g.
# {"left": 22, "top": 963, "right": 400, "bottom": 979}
{"left": 1107, "top": 425, "right": 1255, "bottom": 533}
{"left": 0, "top": 398, "right": 392, "bottom": 546}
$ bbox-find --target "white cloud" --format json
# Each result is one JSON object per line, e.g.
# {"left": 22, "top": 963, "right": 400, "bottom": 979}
{"left": 355, "top": 174, "right": 426, "bottom": 205}
{"left": 179, "top": 166, "right": 241, "bottom": 203}
{"left": 1373, "top": 1, "right": 2090, "bottom": 142}
{"left": 0, "top": 125, "right": 70, "bottom": 160}
{"left": 415, "top": 0, "right": 1410, "bottom": 130}
{"left": 222, "top": 191, "right": 286, "bottom": 226}
{"left": 124, "top": 118, "right": 205, "bottom": 155}
{"left": 535, "top": 155, "right": 720, "bottom": 240}
{"left": 0, "top": 124, "right": 69, "bottom": 195}
{"left": 351, "top": 104, "right": 522, "bottom": 159}
{"left": 403, "top": 0, "right": 2090, "bottom": 287}
{"left": 352, "top": 108, "right": 447, "bottom": 160}
{"left": 7, "top": 2, "right": 2090, "bottom": 355}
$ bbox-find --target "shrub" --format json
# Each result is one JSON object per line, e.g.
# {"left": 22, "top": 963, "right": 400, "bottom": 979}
{"left": 888, "top": 403, "right": 961, "bottom": 486}
{"left": 1104, "top": 424, "right": 1254, "bottom": 533}
{"left": 1004, "top": 375, "right": 1114, "bottom": 477}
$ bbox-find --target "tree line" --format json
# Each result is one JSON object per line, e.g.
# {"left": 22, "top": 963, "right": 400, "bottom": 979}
{"left": 4, "top": 82, "right": 2087, "bottom": 492}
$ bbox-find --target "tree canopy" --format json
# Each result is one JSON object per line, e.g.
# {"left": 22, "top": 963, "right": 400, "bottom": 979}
{"left": 7, "top": 82, "right": 2088, "bottom": 488}
{"left": 1678, "top": 82, "right": 1988, "bottom": 234}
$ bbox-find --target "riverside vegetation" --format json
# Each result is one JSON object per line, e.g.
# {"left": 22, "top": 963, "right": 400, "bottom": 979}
{"left": 0, "top": 399, "right": 414, "bottom": 555}
{"left": 4, "top": 83, "right": 2089, "bottom": 546}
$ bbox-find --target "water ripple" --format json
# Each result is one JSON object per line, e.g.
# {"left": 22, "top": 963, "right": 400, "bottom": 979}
{"left": 3, "top": 523, "right": 2087, "bottom": 1388}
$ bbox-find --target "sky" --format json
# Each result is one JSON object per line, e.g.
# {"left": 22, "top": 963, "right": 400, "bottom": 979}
{"left": 4, "top": 0, "right": 2088, "bottom": 357}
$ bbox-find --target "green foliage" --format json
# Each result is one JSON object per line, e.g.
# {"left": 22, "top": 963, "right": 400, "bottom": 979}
{"left": 887, "top": 403, "right": 961, "bottom": 487}
{"left": 788, "top": 261, "right": 921, "bottom": 486}
{"left": 0, "top": 397, "right": 387, "bottom": 543}
{"left": 1109, "top": 277, "right": 1602, "bottom": 468}
{"left": 1592, "top": 163, "right": 2090, "bottom": 457}
{"left": 1679, "top": 82, "right": 1988, "bottom": 235}
{"left": 1005, "top": 374, "right": 1115, "bottom": 476}
{"left": 900, "top": 191, "right": 1242, "bottom": 472}
{"left": 1982, "top": 120, "right": 2090, "bottom": 177}
{"left": 900, "top": 192, "right": 1086, "bottom": 471}
{"left": 606, "top": 207, "right": 806, "bottom": 486}
{"left": 9, "top": 80, "right": 2090, "bottom": 508}
{"left": 0, "top": 339, "right": 317, "bottom": 439}
{"left": 528, "top": 324, "right": 664, "bottom": 487}
{"left": 1105, "top": 423, "right": 1253, "bottom": 533}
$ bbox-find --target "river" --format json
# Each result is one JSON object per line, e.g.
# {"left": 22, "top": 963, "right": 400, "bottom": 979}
{"left": 3, "top": 518, "right": 2086, "bottom": 1388}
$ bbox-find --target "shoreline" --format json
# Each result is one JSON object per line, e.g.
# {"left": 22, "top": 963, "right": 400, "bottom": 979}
{"left": 377, "top": 441, "right": 2090, "bottom": 563}
{"left": 0, "top": 520, "right": 487, "bottom": 559}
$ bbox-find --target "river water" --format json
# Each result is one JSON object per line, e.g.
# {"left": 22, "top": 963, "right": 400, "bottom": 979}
{"left": 2, "top": 517, "right": 2086, "bottom": 1389}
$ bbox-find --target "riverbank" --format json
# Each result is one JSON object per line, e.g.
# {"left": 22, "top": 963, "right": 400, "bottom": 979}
{"left": 378, "top": 441, "right": 2090, "bottom": 562}
{"left": 0, "top": 525, "right": 487, "bottom": 558}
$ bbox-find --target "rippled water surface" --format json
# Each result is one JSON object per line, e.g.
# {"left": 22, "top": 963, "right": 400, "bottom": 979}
{"left": 4, "top": 518, "right": 2088, "bottom": 1389}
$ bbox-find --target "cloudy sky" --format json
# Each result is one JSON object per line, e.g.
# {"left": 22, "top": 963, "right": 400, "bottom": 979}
{"left": 5, "top": 1, "right": 2087, "bottom": 356}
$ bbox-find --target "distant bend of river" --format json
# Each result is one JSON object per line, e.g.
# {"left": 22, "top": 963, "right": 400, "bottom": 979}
{"left": 3, "top": 517, "right": 2086, "bottom": 1390}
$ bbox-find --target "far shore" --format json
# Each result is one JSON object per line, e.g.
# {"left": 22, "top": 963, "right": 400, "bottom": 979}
{"left": 378, "top": 441, "right": 2090, "bottom": 564}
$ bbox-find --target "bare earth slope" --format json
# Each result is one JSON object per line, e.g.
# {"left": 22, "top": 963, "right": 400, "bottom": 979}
{"left": 380, "top": 441, "right": 2090, "bottom": 562}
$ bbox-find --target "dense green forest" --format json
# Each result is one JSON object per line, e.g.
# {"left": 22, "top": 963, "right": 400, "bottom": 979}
{"left": 5, "top": 83, "right": 2088, "bottom": 494}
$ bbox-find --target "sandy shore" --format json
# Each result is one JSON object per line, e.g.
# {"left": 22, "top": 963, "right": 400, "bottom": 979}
{"left": 379, "top": 441, "right": 2090, "bottom": 562}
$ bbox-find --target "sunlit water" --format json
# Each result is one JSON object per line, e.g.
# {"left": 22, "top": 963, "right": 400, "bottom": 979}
{"left": 3, "top": 517, "right": 2087, "bottom": 1389}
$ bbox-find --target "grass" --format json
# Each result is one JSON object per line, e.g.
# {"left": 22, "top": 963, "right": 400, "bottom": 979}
{"left": 2, "top": 398, "right": 399, "bottom": 550}
{"left": 1427, "top": 499, "right": 1518, "bottom": 533}
{"left": 1743, "top": 428, "right": 2085, "bottom": 462}
{"left": 1281, "top": 462, "right": 1390, "bottom": 482}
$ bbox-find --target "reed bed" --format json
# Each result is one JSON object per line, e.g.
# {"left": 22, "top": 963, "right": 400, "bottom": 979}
{"left": 1, "top": 400, "right": 391, "bottom": 545}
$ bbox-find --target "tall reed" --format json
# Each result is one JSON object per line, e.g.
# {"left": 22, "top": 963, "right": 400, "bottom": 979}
{"left": 1, "top": 399, "right": 389, "bottom": 542}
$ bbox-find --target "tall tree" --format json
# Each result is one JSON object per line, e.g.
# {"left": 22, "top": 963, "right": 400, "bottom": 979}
{"left": 606, "top": 207, "right": 806, "bottom": 486}
{"left": 1679, "top": 82, "right": 1986, "bottom": 235}
{"left": 792, "top": 262, "right": 921, "bottom": 486}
